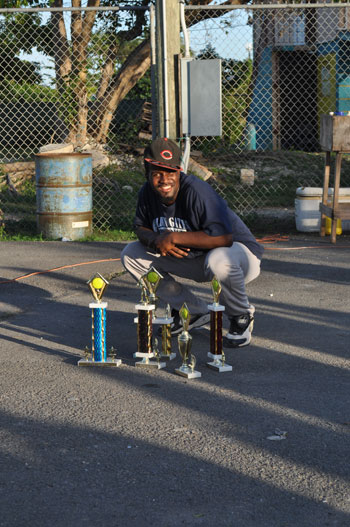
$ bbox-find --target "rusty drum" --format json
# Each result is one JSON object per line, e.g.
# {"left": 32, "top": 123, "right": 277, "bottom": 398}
{"left": 35, "top": 152, "right": 92, "bottom": 240}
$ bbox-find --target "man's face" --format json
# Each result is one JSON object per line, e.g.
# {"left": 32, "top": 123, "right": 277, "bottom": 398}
{"left": 148, "top": 168, "right": 180, "bottom": 204}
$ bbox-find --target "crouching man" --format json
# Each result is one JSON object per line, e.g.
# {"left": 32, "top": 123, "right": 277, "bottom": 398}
{"left": 121, "top": 138, "right": 263, "bottom": 347}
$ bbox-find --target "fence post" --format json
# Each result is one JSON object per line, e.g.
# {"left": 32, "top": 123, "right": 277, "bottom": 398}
{"left": 155, "top": 0, "right": 180, "bottom": 140}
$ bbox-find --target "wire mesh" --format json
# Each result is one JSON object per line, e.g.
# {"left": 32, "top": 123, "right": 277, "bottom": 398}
{"left": 185, "top": 4, "right": 350, "bottom": 227}
{"left": 1, "top": 4, "right": 350, "bottom": 238}
{"left": 0, "top": 5, "right": 150, "bottom": 237}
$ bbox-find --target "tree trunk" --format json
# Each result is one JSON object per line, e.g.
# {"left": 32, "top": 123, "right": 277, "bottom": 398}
{"left": 51, "top": 0, "right": 72, "bottom": 97}
{"left": 93, "top": 39, "right": 151, "bottom": 143}
{"left": 67, "top": 0, "right": 99, "bottom": 145}
{"left": 96, "top": 42, "right": 121, "bottom": 99}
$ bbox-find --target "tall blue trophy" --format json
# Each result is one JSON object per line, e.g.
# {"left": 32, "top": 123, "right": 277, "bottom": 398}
{"left": 78, "top": 273, "right": 121, "bottom": 367}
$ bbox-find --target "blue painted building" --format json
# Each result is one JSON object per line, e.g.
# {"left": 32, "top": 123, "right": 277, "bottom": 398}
{"left": 248, "top": 6, "right": 350, "bottom": 151}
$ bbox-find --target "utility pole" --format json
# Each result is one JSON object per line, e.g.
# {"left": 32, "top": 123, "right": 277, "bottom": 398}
{"left": 155, "top": 0, "right": 181, "bottom": 140}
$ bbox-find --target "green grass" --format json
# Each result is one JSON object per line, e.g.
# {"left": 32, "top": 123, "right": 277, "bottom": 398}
{"left": 0, "top": 225, "right": 43, "bottom": 241}
{"left": 0, "top": 225, "right": 136, "bottom": 242}
{"left": 4, "top": 149, "right": 350, "bottom": 239}
{"left": 0, "top": 163, "right": 143, "bottom": 241}
{"left": 80, "top": 229, "right": 137, "bottom": 242}
{"left": 0, "top": 227, "right": 136, "bottom": 242}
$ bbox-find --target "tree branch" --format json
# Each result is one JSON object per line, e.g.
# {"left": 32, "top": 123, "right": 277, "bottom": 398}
{"left": 186, "top": 0, "right": 251, "bottom": 26}
{"left": 93, "top": 39, "right": 151, "bottom": 143}
{"left": 51, "top": 0, "right": 71, "bottom": 92}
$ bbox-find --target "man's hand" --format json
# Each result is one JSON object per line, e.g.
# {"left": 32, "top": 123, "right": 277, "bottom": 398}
{"left": 137, "top": 226, "right": 233, "bottom": 257}
{"left": 155, "top": 232, "right": 190, "bottom": 258}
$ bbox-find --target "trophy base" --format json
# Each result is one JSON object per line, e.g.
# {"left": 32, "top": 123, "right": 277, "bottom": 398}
{"left": 133, "top": 351, "right": 155, "bottom": 359}
{"left": 207, "top": 352, "right": 232, "bottom": 372}
{"left": 133, "top": 351, "right": 164, "bottom": 368}
{"left": 206, "top": 360, "right": 232, "bottom": 372}
{"left": 135, "top": 358, "right": 166, "bottom": 369}
{"left": 161, "top": 352, "right": 176, "bottom": 361}
{"left": 175, "top": 367, "right": 201, "bottom": 379}
{"left": 152, "top": 316, "right": 174, "bottom": 325}
{"left": 78, "top": 358, "right": 122, "bottom": 367}
{"left": 207, "top": 303, "right": 225, "bottom": 312}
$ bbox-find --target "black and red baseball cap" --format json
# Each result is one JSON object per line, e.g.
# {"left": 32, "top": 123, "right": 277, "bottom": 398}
{"left": 144, "top": 137, "right": 182, "bottom": 171}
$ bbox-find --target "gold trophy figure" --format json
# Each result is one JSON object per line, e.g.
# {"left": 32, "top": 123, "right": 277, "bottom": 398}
{"left": 155, "top": 304, "right": 176, "bottom": 361}
{"left": 144, "top": 268, "right": 175, "bottom": 359}
{"left": 152, "top": 338, "right": 166, "bottom": 369}
{"left": 207, "top": 276, "right": 232, "bottom": 372}
{"left": 175, "top": 304, "right": 201, "bottom": 379}
{"left": 78, "top": 273, "right": 121, "bottom": 367}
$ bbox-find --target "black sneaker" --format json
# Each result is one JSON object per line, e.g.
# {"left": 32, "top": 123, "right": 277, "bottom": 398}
{"left": 157, "top": 308, "right": 210, "bottom": 336}
{"left": 223, "top": 313, "right": 254, "bottom": 348}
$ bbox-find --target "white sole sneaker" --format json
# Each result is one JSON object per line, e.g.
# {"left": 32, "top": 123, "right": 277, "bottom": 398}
{"left": 171, "top": 312, "right": 210, "bottom": 335}
{"left": 223, "top": 320, "right": 253, "bottom": 348}
{"left": 158, "top": 312, "right": 211, "bottom": 336}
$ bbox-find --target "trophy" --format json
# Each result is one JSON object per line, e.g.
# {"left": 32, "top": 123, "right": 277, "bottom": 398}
{"left": 152, "top": 338, "right": 166, "bottom": 369}
{"left": 207, "top": 276, "right": 232, "bottom": 372}
{"left": 133, "top": 268, "right": 164, "bottom": 368}
{"left": 155, "top": 304, "right": 176, "bottom": 361}
{"left": 144, "top": 268, "right": 175, "bottom": 359}
{"left": 78, "top": 273, "right": 121, "bottom": 367}
{"left": 175, "top": 303, "right": 201, "bottom": 379}
{"left": 142, "top": 266, "right": 163, "bottom": 316}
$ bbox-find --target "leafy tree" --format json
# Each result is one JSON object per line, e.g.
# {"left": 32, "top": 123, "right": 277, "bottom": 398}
{"left": 0, "top": 12, "right": 42, "bottom": 84}
{"left": 0, "top": 0, "right": 250, "bottom": 147}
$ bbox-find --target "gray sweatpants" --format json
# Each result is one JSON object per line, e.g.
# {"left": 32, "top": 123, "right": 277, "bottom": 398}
{"left": 121, "top": 241, "right": 261, "bottom": 318}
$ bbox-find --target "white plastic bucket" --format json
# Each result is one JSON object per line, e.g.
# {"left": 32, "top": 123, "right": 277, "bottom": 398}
{"left": 295, "top": 187, "right": 350, "bottom": 232}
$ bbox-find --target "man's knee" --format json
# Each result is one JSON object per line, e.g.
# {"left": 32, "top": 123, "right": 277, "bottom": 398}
{"left": 121, "top": 241, "right": 138, "bottom": 270}
{"left": 206, "top": 247, "right": 240, "bottom": 279}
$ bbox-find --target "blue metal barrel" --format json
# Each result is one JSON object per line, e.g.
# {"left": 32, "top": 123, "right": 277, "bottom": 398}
{"left": 35, "top": 153, "right": 93, "bottom": 240}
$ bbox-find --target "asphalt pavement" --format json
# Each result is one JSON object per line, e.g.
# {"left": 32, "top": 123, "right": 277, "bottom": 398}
{"left": 0, "top": 235, "right": 349, "bottom": 527}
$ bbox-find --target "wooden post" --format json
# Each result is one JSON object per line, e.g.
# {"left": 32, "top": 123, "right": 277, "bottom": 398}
{"left": 331, "top": 152, "right": 342, "bottom": 244}
{"left": 272, "top": 51, "right": 281, "bottom": 151}
{"left": 320, "top": 151, "right": 331, "bottom": 237}
{"left": 155, "top": 0, "right": 180, "bottom": 140}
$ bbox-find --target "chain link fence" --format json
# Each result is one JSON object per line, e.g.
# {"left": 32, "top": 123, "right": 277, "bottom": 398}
{"left": 185, "top": 3, "right": 350, "bottom": 230}
{"left": 1, "top": 3, "right": 350, "bottom": 239}
{"left": 0, "top": 5, "right": 151, "bottom": 237}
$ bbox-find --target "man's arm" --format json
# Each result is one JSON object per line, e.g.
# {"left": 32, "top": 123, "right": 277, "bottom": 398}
{"left": 135, "top": 226, "right": 159, "bottom": 250}
{"left": 135, "top": 226, "right": 188, "bottom": 257}
{"left": 135, "top": 227, "right": 233, "bottom": 258}
{"left": 155, "top": 230, "right": 233, "bottom": 258}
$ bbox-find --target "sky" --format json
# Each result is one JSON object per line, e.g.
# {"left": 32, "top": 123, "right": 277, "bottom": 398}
{"left": 186, "top": 9, "right": 253, "bottom": 62}
{"left": 16, "top": 6, "right": 253, "bottom": 87}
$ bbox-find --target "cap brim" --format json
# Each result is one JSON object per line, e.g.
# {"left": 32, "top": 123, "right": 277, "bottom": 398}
{"left": 145, "top": 158, "right": 181, "bottom": 171}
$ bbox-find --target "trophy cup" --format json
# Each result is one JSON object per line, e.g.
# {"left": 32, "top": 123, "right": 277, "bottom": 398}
{"left": 133, "top": 268, "right": 165, "bottom": 368}
{"left": 207, "top": 276, "right": 232, "bottom": 372}
{"left": 78, "top": 273, "right": 121, "bottom": 367}
{"left": 155, "top": 304, "right": 176, "bottom": 361}
{"left": 175, "top": 303, "right": 201, "bottom": 379}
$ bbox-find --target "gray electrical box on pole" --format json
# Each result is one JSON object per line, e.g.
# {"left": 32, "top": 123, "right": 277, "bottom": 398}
{"left": 155, "top": 0, "right": 180, "bottom": 140}
{"left": 181, "top": 58, "right": 222, "bottom": 137}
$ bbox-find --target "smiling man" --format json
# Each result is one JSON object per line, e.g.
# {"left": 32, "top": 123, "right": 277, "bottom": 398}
{"left": 121, "top": 137, "right": 263, "bottom": 347}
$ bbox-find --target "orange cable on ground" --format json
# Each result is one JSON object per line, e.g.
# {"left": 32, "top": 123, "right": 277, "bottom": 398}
{"left": 257, "top": 234, "right": 350, "bottom": 249}
{"left": 0, "top": 237, "right": 349, "bottom": 284}
{"left": 265, "top": 245, "right": 350, "bottom": 250}
{"left": 257, "top": 234, "right": 289, "bottom": 243}
{"left": 0, "top": 258, "right": 121, "bottom": 284}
